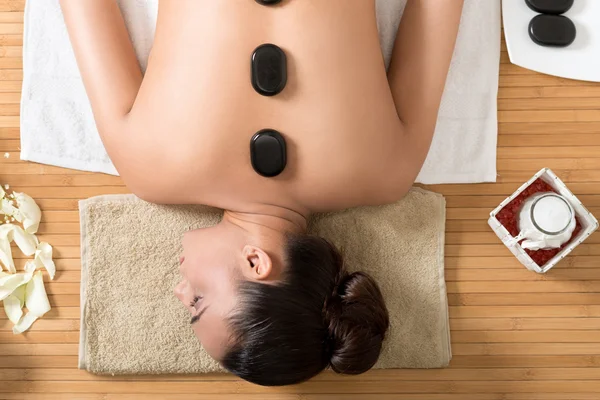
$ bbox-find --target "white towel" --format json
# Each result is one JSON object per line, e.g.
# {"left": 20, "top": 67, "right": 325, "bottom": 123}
{"left": 20, "top": 0, "right": 500, "bottom": 184}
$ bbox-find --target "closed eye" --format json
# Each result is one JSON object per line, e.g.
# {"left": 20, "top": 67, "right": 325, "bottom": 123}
{"left": 191, "top": 306, "right": 209, "bottom": 325}
{"left": 190, "top": 295, "right": 202, "bottom": 308}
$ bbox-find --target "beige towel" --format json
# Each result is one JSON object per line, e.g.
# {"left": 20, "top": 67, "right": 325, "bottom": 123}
{"left": 78, "top": 188, "right": 450, "bottom": 375}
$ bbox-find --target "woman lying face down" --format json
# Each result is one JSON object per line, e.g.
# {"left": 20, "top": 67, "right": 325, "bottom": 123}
{"left": 60, "top": 0, "right": 464, "bottom": 386}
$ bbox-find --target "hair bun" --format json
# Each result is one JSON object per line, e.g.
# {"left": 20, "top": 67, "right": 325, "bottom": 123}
{"left": 323, "top": 271, "right": 389, "bottom": 375}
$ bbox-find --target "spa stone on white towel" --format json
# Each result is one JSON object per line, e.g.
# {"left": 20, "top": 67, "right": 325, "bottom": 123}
{"left": 20, "top": 0, "right": 500, "bottom": 184}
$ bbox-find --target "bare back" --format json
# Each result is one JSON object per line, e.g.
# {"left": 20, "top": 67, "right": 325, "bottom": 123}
{"left": 126, "top": 0, "right": 408, "bottom": 213}
{"left": 60, "top": 0, "right": 464, "bottom": 215}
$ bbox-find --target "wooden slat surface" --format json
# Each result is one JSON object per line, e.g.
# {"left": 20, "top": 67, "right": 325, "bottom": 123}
{"left": 1, "top": 4, "right": 600, "bottom": 399}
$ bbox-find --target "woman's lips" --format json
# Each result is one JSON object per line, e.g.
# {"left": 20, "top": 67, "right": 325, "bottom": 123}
{"left": 179, "top": 256, "right": 185, "bottom": 265}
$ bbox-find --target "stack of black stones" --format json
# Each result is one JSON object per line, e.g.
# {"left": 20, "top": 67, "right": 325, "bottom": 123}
{"left": 526, "top": 0, "right": 577, "bottom": 47}
{"left": 250, "top": 0, "right": 288, "bottom": 177}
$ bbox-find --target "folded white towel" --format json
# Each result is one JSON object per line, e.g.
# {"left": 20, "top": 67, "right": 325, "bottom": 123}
{"left": 20, "top": 0, "right": 500, "bottom": 184}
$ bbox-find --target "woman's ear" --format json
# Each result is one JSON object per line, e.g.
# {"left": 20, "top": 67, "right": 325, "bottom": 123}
{"left": 242, "top": 245, "right": 273, "bottom": 281}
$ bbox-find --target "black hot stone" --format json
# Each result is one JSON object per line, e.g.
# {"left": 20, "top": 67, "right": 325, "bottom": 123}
{"left": 255, "top": 0, "right": 283, "bottom": 5}
{"left": 525, "top": 0, "right": 574, "bottom": 14}
{"left": 529, "top": 14, "right": 576, "bottom": 47}
{"left": 251, "top": 44, "right": 287, "bottom": 96}
{"left": 250, "top": 129, "right": 287, "bottom": 177}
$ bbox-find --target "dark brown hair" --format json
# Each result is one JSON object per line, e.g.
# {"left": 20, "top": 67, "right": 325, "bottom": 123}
{"left": 221, "top": 234, "right": 389, "bottom": 386}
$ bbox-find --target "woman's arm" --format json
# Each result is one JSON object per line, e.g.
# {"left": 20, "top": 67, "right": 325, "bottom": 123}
{"left": 388, "top": 0, "right": 464, "bottom": 175}
{"left": 60, "top": 0, "right": 143, "bottom": 135}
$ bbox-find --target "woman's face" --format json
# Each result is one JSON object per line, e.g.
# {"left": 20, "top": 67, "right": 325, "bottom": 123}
{"left": 174, "top": 228, "right": 241, "bottom": 361}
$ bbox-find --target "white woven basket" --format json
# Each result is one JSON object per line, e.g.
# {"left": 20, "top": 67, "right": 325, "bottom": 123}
{"left": 488, "top": 168, "right": 599, "bottom": 274}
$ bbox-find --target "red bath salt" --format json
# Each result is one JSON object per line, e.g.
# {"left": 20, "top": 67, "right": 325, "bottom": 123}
{"left": 495, "top": 178, "right": 583, "bottom": 267}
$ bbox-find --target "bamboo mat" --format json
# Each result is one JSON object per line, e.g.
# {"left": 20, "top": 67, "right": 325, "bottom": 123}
{"left": 2, "top": 1, "right": 600, "bottom": 398}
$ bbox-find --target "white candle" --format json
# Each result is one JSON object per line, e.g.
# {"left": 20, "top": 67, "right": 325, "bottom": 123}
{"left": 532, "top": 195, "right": 572, "bottom": 234}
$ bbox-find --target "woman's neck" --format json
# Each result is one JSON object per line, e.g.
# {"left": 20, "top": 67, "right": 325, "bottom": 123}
{"left": 220, "top": 206, "right": 308, "bottom": 274}
{"left": 223, "top": 204, "right": 308, "bottom": 237}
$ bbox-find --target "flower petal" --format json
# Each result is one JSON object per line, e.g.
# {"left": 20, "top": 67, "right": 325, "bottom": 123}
{"left": 12, "top": 312, "right": 38, "bottom": 335}
{"left": 25, "top": 271, "right": 51, "bottom": 317}
{"left": 0, "top": 272, "right": 33, "bottom": 301}
{"left": 0, "top": 198, "right": 19, "bottom": 218}
{"left": 0, "top": 234, "right": 15, "bottom": 273}
{"left": 0, "top": 223, "right": 14, "bottom": 238}
{"left": 12, "top": 226, "right": 37, "bottom": 256}
{"left": 12, "top": 284, "right": 26, "bottom": 307}
{"left": 13, "top": 273, "right": 50, "bottom": 333}
{"left": 24, "top": 260, "right": 37, "bottom": 274}
{"left": 14, "top": 192, "right": 42, "bottom": 234}
{"left": 34, "top": 243, "right": 56, "bottom": 280}
{"left": 3, "top": 294, "right": 23, "bottom": 325}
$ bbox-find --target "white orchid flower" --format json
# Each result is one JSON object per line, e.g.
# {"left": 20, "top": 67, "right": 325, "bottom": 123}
{"left": 0, "top": 197, "right": 20, "bottom": 220}
{"left": 3, "top": 284, "right": 25, "bottom": 324}
{"left": 12, "top": 225, "right": 38, "bottom": 256}
{"left": 0, "top": 225, "right": 15, "bottom": 273}
{"left": 0, "top": 186, "right": 55, "bottom": 334}
{"left": 0, "top": 268, "right": 34, "bottom": 301}
{"left": 13, "top": 192, "right": 42, "bottom": 234}
{"left": 0, "top": 224, "right": 40, "bottom": 273}
{"left": 12, "top": 272, "right": 51, "bottom": 334}
{"left": 34, "top": 242, "right": 56, "bottom": 280}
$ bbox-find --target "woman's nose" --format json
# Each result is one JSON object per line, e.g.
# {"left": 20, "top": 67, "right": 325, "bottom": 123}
{"left": 174, "top": 280, "right": 188, "bottom": 302}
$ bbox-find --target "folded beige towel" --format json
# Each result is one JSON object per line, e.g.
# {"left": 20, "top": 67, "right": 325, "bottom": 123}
{"left": 78, "top": 188, "right": 450, "bottom": 375}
